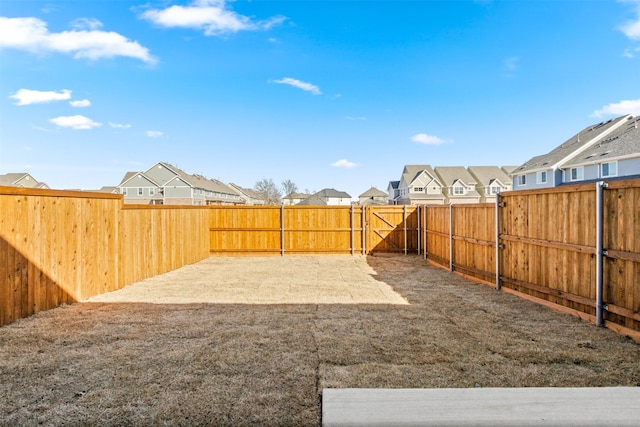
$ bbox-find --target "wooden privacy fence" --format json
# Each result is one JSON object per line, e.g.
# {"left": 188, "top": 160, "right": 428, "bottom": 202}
{"left": 1, "top": 181, "right": 638, "bottom": 339}
{"left": 0, "top": 186, "right": 210, "bottom": 327}
{"left": 208, "top": 205, "right": 419, "bottom": 255}
{"left": 424, "top": 179, "right": 640, "bottom": 340}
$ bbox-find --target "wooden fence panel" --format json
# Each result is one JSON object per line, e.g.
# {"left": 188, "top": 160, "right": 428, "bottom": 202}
{"left": 209, "top": 206, "right": 282, "bottom": 255}
{"left": 285, "top": 206, "right": 360, "bottom": 254}
{"left": 603, "top": 180, "right": 640, "bottom": 331}
{"left": 500, "top": 187, "right": 598, "bottom": 316}
{"left": 424, "top": 206, "right": 450, "bottom": 267}
{"left": 451, "top": 204, "right": 496, "bottom": 282}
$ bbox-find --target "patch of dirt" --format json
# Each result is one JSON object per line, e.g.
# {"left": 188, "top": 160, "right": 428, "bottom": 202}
{"left": 1, "top": 255, "right": 639, "bottom": 426}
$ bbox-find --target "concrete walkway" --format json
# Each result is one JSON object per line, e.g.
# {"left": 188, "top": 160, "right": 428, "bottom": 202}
{"left": 323, "top": 387, "right": 640, "bottom": 426}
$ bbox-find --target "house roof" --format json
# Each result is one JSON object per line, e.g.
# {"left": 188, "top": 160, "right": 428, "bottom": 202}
{"left": 229, "top": 183, "right": 262, "bottom": 200}
{"left": 562, "top": 116, "right": 640, "bottom": 168}
{"left": 388, "top": 181, "right": 400, "bottom": 190}
{"left": 501, "top": 166, "right": 519, "bottom": 176}
{"left": 359, "top": 187, "right": 387, "bottom": 198}
{"left": 296, "top": 193, "right": 327, "bottom": 206}
{"left": 401, "top": 165, "right": 438, "bottom": 186}
{"left": 514, "top": 114, "right": 633, "bottom": 174}
{"left": 434, "top": 166, "right": 477, "bottom": 186}
{"left": 0, "top": 173, "right": 27, "bottom": 186}
{"left": 467, "top": 166, "right": 511, "bottom": 187}
{"left": 0, "top": 173, "right": 48, "bottom": 188}
{"left": 315, "top": 188, "right": 352, "bottom": 199}
{"left": 133, "top": 162, "right": 238, "bottom": 197}
{"left": 283, "top": 191, "right": 311, "bottom": 200}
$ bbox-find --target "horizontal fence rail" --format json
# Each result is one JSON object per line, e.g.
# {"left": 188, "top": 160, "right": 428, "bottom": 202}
{"left": 1, "top": 180, "right": 638, "bottom": 340}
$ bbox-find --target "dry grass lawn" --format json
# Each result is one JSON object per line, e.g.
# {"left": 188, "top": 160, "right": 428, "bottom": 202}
{"left": 1, "top": 255, "right": 639, "bottom": 426}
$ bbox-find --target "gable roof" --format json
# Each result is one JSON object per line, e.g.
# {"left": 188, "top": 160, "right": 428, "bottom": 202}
{"left": 359, "top": 187, "right": 387, "bottom": 198}
{"left": 0, "top": 173, "right": 47, "bottom": 188}
{"left": 315, "top": 188, "right": 351, "bottom": 199}
{"left": 296, "top": 193, "right": 327, "bottom": 206}
{"left": 514, "top": 114, "right": 632, "bottom": 174}
{"left": 468, "top": 166, "right": 511, "bottom": 187}
{"left": 388, "top": 181, "right": 400, "bottom": 190}
{"left": 562, "top": 116, "right": 640, "bottom": 168}
{"left": 434, "top": 166, "right": 477, "bottom": 187}
{"left": 401, "top": 165, "right": 439, "bottom": 186}
{"left": 283, "top": 191, "right": 311, "bottom": 200}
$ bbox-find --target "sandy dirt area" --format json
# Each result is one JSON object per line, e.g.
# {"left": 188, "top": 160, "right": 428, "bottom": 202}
{"left": 87, "top": 256, "right": 408, "bottom": 305}
{"left": 1, "top": 255, "right": 639, "bottom": 426}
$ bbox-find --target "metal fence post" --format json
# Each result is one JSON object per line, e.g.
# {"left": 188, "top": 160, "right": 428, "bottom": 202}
{"left": 596, "top": 181, "right": 606, "bottom": 327}
{"left": 416, "top": 205, "right": 421, "bottom": 255}
{"left": 496, "top": 193, "right": 501, "bottom": 290}
{"left": 449, "top": 203, "right": 453, "bottom": 272}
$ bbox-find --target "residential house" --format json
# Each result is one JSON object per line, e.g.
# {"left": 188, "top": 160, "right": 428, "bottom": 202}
{"left": 358, "top": 187, "right": 388, "bottom": 205}
{"left": 229, "top": 183, "right": 265, "bottom": 205}
{"left": 468, "top": 166, "right": 514, "bottom": 203}
{"left": 283, "top": 192, "right": 311, "bottom": 206}
{"left": 434, "top": 166, "right": 482, "bottom": 204}
{"left": 118, "top": 162, "right": 243, "bottom": 205}
{"left": 394, "top": 165, "right": 446, "bottom": 205}
{"left": 559, "top": 116, "right": 640, "bottom": 184}
{"left": 296, "top": 188, "right": 352, "bottom": 206}
{"left": 512, "top": 114, "right": 633, "bottom": 189}
{"left": 0, "top": 173, "right": 49, "bottom": 189}
{"left": 387, "top": 181, "right": 400, "bottom": 204}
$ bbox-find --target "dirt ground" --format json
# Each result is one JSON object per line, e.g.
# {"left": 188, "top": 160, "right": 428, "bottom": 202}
{"left": 1, "top": 255, "right": 639, "bottom": 426}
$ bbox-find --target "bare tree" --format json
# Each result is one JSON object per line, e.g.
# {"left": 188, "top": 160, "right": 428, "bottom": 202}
{"left": 254, "top": 178, "right": 282, "bottom": 205}
{"left": 281, "top": 179, "right": 298, "bottom": 196}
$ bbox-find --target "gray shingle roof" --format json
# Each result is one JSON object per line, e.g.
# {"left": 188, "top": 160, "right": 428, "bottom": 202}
{"left": 315, "top": 188, "right": 351, "bottom": 199}
{"left": 0, "top": 173, "right": 27, "bottom": 186}
{"left": 434, "top": 166, "right": 477, "bottom": 187}
{"left": 359, "top": 187, "right": 387, "bottom": 198}
{"left": 467, "top": 166, "right": 511, "bottom": 186}
{"left": 401, "top": 165, "right": 438, "bottom": 185}
{"left": 514, "top": 115, "right": 632, "bottom": 174}
{"left": 562, "top": 116, "right": 640, "bottom": 168}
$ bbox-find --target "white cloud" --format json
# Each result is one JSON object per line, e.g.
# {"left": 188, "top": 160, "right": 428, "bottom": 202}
{"left": 591, "top": 99, "right": 640, "bottom": 117}
{"left": 141, "top": 0, "right": 285, "bottom": 36}
{"left": 411, "top": 133, "right": 446, "bottom": 145}
{"left": 0, "top": 16, "right": 156, "bottom": 63}
{"left": 69, "top": 99, "right": 91, "bottom": 108}
{"left": 503, "top": 56, "right": 519, "bottom": 71}
{"left": 271, "top": 77, "right": 321, "bottom": 95}
{"left": 146, "top": 130, "right": 164, "bottom": 138}
{"left": 10, "top": 88, "right": 71, "bottom": 105}
{"left": 71, "top": 18, "right": 103, "bottom": 31}
{"left": 49, "top": 115, "right": 102, "bottom": 130}
{"left": 110, "top": 122, "right": 132, "bottom": 129}
{"left": 619, "top": 0, "right": 640, "bottom": 40}
{"left": 331, "top": 159, "right": 360, "bottom": 169}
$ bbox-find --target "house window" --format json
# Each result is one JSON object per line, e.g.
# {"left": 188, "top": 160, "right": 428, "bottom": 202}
{"left": 490, "top": 186, "right": 501, "bottom": 195}
{"left": 138, "top": 187, "right": 143, "bottom": 196}
{"left": 453, "top": 186, "right": 465, "bottom": 195}
{"left": 122, "top": 188, "right": 128, "bottom": 196}
{"left": 570, "top": 167, "right": 583, "bottom": 181}
{"left": 413, "top": 187, "right": 424, "bottom": 192}
{"left": 537, "top": 171, "right": 547, "bottom": 184}
{"left": 602, "top": 161, "right": 617, "bottom": 177}
{"left": 517, "top": 175, "right": 526, "bottom": 186}
{"left": 149, "top": 188, "right": 155, "bottom": 196}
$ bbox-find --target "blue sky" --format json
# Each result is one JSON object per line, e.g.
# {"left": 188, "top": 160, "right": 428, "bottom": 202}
{"left": 1, "top": 0, "right": 639, "bottom": 198}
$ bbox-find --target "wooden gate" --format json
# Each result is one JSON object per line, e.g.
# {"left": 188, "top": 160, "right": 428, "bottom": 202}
{"left": 365, "top": 206, "right": 419, "bottom": 254}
